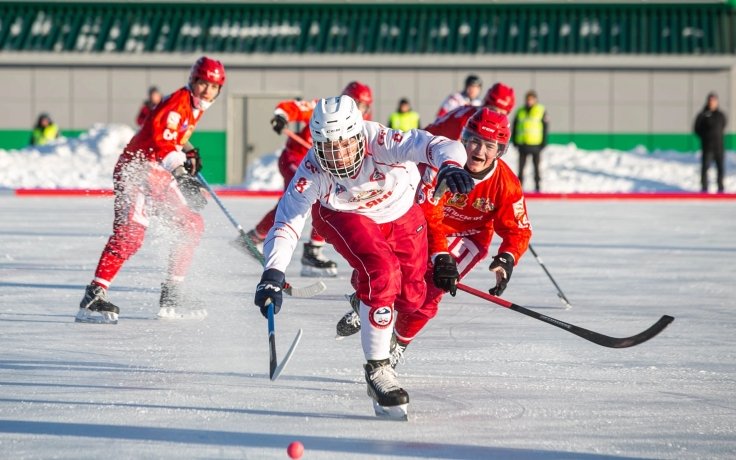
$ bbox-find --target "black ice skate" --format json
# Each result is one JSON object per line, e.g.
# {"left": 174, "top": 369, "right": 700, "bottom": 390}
{"left": 75, "top": 284, "right": 119, "bottom": 324}
{"left": 389, "top": 335, "right": 409, "bottom": 369}
{"left": 300, "top": 242, "right": 338, "bottom": 278}
{"left": 364, "top": 359, "right": 409, "bottom": 420}
{"left": 157, "top": 282, "right": 208, "bottom": 320}
{"left": 335, "top": 292, "right": 361, "bottom": 339}
{"left": 230, "top": 229, "right": 265, "bottom": 263}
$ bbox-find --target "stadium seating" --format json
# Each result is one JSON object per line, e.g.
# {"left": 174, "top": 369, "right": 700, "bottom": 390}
{"left": 0, "top": 3, "right": 733, "bottom": 55}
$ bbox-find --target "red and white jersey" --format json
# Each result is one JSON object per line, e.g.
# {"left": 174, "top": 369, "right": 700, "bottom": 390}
{"left": 417, "top": 159, "right": 532, "bottom": 264}
{"left": 424, "top": 105, "right": 478, "bottom": 140}
{"left": 122, "top": 87, "right": 203, "bottom": 164}
{"left": 436, "top": 92, "right": 482, "bottom": 119}
{"left": 263, "top": 121, "right": 466, "bottom": 272}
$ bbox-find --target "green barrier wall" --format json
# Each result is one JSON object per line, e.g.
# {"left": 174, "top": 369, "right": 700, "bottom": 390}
{"left": 188, "top": 131, "right": 226, "bottom": 184}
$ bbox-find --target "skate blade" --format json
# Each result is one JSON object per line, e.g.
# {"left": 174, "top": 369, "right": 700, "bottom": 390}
{"left": 157, "top": 308, "right": 208, "bottom": 320}
{"left": 372, "top": 401, "right": 409, "bottom": 421}
{"left": 300, "top": 265, "right": 338, "bottom": 278}
{"left": 335, "top": 329, "right": 360, "bottom": 340}
{"left": 75, "top": 311, "right": 118, "bottom": 325}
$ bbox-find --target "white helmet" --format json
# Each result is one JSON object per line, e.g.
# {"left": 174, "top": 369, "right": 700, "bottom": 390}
{"left": 309, "top": 95, "right": 366, "bottom": 178}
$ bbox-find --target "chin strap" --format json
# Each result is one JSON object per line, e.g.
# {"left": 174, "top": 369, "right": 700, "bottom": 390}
{"left": 188, "top": 83, "right": 216, "bottom": 111}
{"left": 466, "top": 160, "right": 496, "bottom": 180}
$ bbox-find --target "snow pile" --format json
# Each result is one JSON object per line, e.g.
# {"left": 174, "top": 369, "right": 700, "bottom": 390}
{"left": 1, "top": 124, "right": 733, "bottom": 192}
{"left": 0, "top": 124, "right": 135, "bottom": 189}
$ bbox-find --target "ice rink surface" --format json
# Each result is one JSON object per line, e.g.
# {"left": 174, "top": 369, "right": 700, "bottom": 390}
{"left": 1, "top": 196, "right": 734, "bottom": 459}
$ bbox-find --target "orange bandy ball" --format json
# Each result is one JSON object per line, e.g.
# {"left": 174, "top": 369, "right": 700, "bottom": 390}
{"left": 287, "top": 441, "right": 304, "bottom": 459}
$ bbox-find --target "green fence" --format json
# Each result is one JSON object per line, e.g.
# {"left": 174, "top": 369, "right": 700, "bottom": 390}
{"left": 0, "top": 3, "right": 733, "bottom": 54}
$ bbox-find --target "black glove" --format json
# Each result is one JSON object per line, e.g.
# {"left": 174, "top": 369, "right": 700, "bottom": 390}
{"left": 172, "top": 166, "right": 207, "bottom": 211}
{"left": 270, "top": 115, "right": 287, "bottom": 134}
{"left": 432, "top": 253, "right": 459, "bottom": 296}
{"left": 254, "top": 268, "right": 286, "bottom": 318}
{"left": 184, "top": 147, "right": 202, "bottom": 175}
{"left": 488, "top": 253, "right": 514, "bottom": 296}
{"left": 436, "top": 164, "right": 475, "bottom": 194}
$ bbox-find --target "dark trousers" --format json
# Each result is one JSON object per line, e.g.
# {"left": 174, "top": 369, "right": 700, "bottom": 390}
{"left": 518, "top": 145, "right": 543, "bottom": 191}
{"left": 701, "top": 146, "right": 725, "bottom": 192}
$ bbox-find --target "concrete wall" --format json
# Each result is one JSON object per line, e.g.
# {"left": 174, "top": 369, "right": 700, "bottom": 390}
{"left": 1, "top": 61, "right": 731, "bottom": 136}
{"left": 1, "top": 53, "right": 733, "bottom": 183}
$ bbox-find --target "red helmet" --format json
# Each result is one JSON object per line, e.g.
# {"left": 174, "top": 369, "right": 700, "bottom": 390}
{"left": 483, "top": 82, "right": 515, "bottom": 114}
{"left": 190, "top": 56, "right": 226, "bottom": 86}
{"left": 462, "top": 107, "right": 511, "bottom": 157}
{"left": 342, "top": 81, "right": 373, "bottom": 106}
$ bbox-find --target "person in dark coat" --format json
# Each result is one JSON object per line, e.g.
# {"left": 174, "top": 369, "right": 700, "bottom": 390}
{"left": 694, "top": 92, "right": 728, "bottom": 193}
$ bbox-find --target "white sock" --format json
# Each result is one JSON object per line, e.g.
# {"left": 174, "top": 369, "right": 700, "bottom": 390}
{"left": 359, "top": 300, "right": 395, "bottom": 361}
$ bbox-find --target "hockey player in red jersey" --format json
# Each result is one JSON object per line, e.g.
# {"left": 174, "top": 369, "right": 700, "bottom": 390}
{"left": 424, "top": 81, "right": 515, "bottom": 140}
{"left": 336, "top": 109, "right": 532, "bottom": 367}
{"left": 241, "top": 81, "right": 373, "bottom": 278}
{"left": 75, "top": 56, "right": 226, "bottom": 324}
{"left": 253, "top": 94, "right": 474, "bottom": 419}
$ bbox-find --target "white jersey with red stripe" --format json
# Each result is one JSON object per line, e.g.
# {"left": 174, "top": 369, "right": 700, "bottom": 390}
{"left": 262, "top": 121, "right": 466, "bottom": 273}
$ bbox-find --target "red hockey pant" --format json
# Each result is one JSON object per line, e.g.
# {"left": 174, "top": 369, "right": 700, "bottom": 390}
{"left": 92, "top": 160, "right": 204, "bottom": 288}
{"left": 394, "top": 235, "right": 488, "bottom": 343}
{"left": 312, "top": 204, "right": 428, "bottom": 313}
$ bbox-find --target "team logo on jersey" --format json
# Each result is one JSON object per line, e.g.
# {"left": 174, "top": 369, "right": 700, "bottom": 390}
{"left": 294, "top": 177, "right": 308, "bottom": 193}
{"left": 513, "top": 197, "right": 531, "bottom": 228}
{"left": 377, "top": 130, "right": 387, "bottom": 146}
{"left": 369, "top": 306, "right": 394, "bottom": 329}
{"left": 349, "top": 188, "right": 383, "bottom": 203}
{"left": 472, "top": 198, "right": 494, "bottom": 213}
{"left": 370, "top": 169, "right": 385, "bottom": 182}
{"left": 166, "top": 111, "right": 181, "bottom": 130}
{"left": 304, "top": 159, "right": 318, "bottom": 174}
{"left": 446, "top": 193, "right": 468, "bottom": 209}
{"left": 335, "top": 183, "right": 347, "bottom": 195}
{"left": 181, "top": 124, "right": 195, "bottom": 145}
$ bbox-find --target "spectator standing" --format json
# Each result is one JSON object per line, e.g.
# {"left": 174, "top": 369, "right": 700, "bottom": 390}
{"left": 388, "top": 98, "right": 420, "bottom": 131}
{"left": 512, "top": 90, "right": 549, "bottom": 192}
{"left": 694, "top": 92, "right": 728, "bottom": 193}
{"left": 436, "top": 74, "right": 483, "bottom": 118}
{"left": 30, "top": 113, "right": 60, "bottom": 146}
{"left": 136, "top": 86, "right": 163, "bottom": 127}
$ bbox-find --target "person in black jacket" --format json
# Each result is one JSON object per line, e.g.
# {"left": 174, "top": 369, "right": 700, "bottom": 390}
{"left": 694, "top": 92, "right": 728, "bottom": 193}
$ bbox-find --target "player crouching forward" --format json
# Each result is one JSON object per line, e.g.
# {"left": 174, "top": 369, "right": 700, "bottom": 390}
{"left": 253, "top": 95, "right": 474, "bottom": 420}
{"left": 337, "top": 108, "right": 532, "bottom": 367}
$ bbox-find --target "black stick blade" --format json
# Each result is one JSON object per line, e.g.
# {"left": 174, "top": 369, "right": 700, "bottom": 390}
{"left": 268, "top": 332, "right": 277, "bottom": 379}
{"left": 581, "top": 315, "right": 675, "bottom": 349}
{"left": 457, "top": 283, "right": 674, "bottom": 349}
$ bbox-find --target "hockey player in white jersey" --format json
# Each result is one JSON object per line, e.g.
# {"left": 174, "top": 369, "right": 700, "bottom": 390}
{"left": 253, "top": 95, "right": 474, "bottom": 420}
